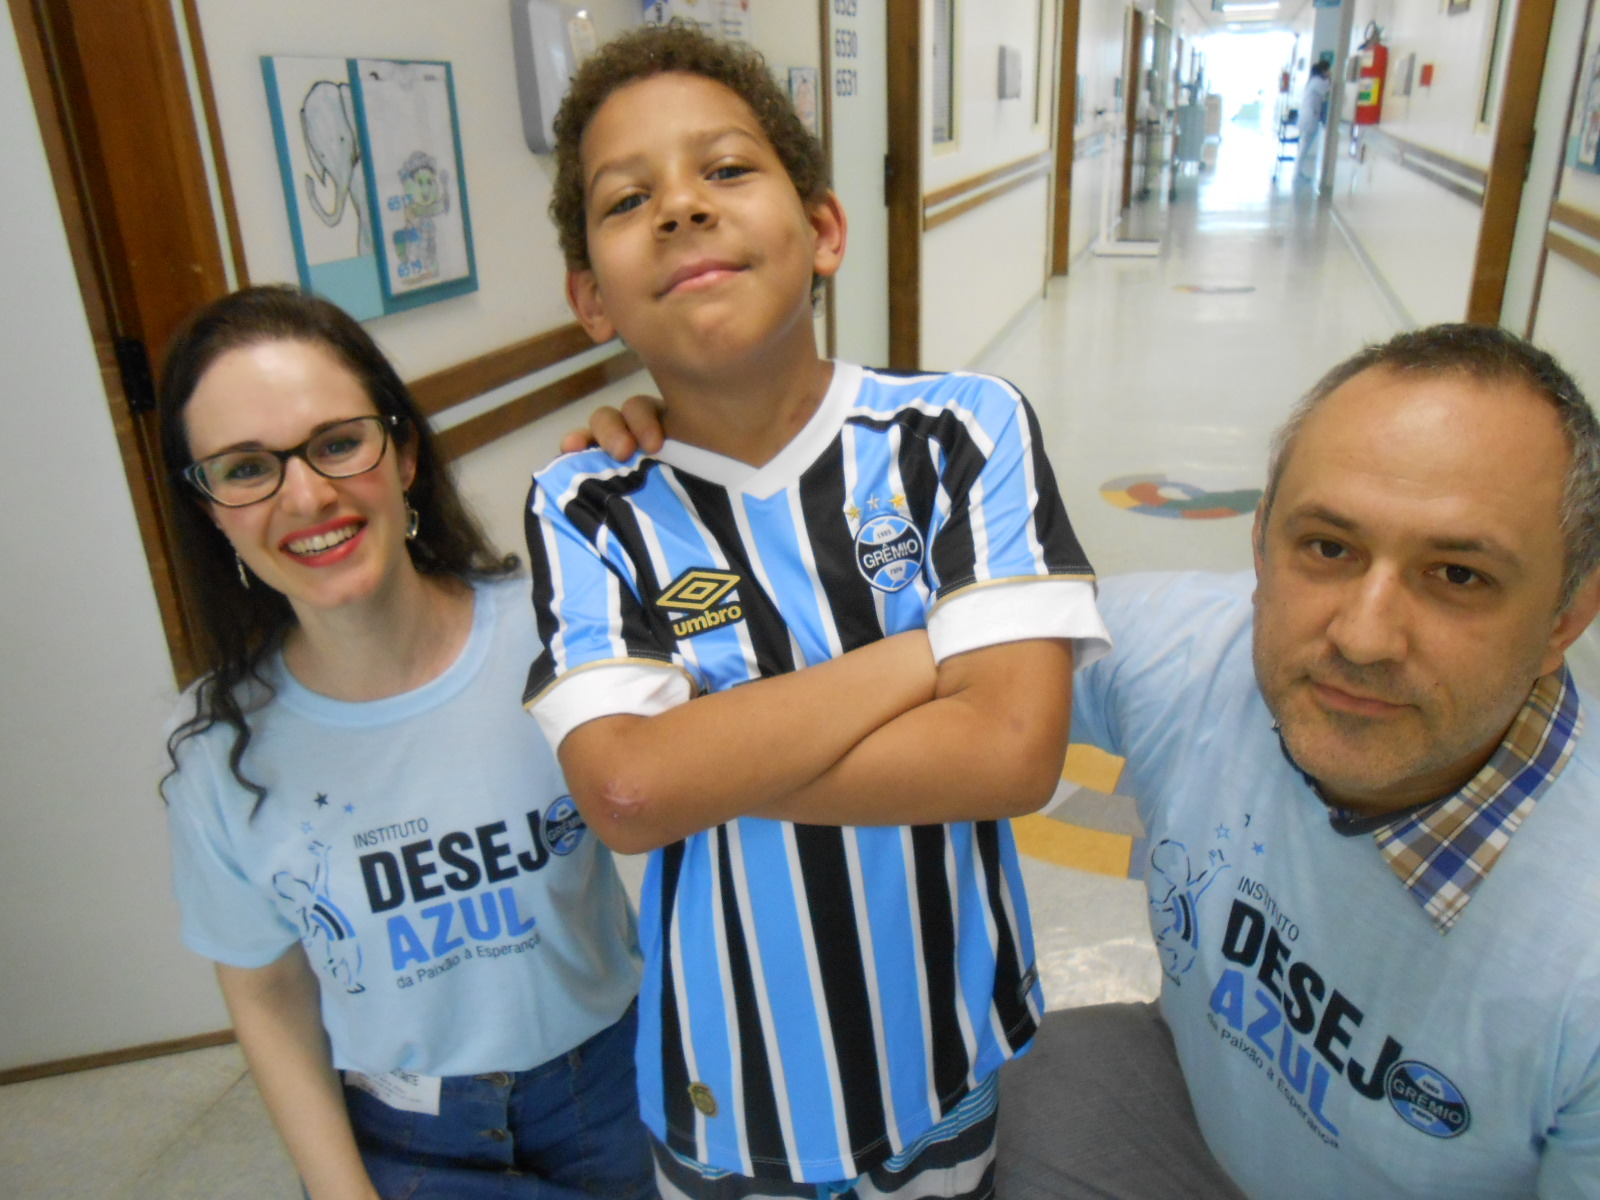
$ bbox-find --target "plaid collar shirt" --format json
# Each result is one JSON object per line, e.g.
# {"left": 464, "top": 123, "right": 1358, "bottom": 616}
{"left": 1327, "top": 667, "right": 1583, "bottom": 934}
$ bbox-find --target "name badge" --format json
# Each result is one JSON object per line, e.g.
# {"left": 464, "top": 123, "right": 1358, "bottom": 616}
{"left": 344, "top": 1067, "right": 442, "bottom": 1115}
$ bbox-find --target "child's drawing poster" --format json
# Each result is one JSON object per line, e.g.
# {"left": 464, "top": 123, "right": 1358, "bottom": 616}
{"left": 1576, "top": 43, "right": 1600, "bottom": 174}
{"left": 349, "top": 58, "right": 478, "bottom": 311}
{"left": 262, "top": 56, "right": 383, "bottom": 320}
{"left": 643, "top": 0, "right": 750, "bottom": 42}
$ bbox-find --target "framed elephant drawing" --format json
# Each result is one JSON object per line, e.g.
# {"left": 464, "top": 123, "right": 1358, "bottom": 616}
{"left": 262, "top": 55, "right": 477, "bottom": 318}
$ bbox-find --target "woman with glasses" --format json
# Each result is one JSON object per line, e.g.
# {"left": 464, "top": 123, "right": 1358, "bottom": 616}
{"left": 156, "top": 285, "right": 653, "bottom": 1200}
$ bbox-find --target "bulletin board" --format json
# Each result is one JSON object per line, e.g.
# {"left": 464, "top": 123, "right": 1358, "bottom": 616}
{"left": 196, "top": 0, "right": 820, "bottom": 388}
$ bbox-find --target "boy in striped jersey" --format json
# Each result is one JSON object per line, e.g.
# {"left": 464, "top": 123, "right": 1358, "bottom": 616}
{"left": 526, "top": 24, "right": 1111, "bottom": 1200}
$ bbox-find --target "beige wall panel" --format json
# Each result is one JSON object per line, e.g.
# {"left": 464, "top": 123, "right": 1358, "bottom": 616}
{"left": 1335, "top": 149, "right": 1481, "bottom": 322}
{"left": 1068, "top": 140, "right": 1114, "bottom": 261}
{"left": 1533, "top": 254, "right": 1600, "bottom": 400}
{"left": 921, "top": 176, "right": 1052, "bottom": 371}
{"left": 0, "top": 4, "right": 223, "bottom": 1069}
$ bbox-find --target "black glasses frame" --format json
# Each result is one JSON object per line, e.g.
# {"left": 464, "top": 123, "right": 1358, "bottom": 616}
{"left": 182, "top": 414, "right": 400, "bottom": 508}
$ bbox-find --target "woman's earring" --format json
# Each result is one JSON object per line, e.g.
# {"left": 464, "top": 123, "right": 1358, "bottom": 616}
{"left": 405, "top": 498, "right": 420, "bottom": 542}
{"left": 235, "top": 552, "right": 251, "bottom": 589}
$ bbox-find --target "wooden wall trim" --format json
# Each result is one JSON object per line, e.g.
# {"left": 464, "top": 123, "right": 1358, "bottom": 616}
{"left": 410, "top": 322, "right": 600, "bottom": 417}
{"left": 178, "top": 0, "right": 247, "bottom": 289}
{"left": 923, "top": 165, "right": 1051, "bottom": 231}
{"left": 923, "top": 151, "right": 1052, "bottom": 209}
{"left": 1469, "top": 0, "right": 1558, "bottom": 324}
{"left": 1547, "top": 229, "right": 1600, "bottom": 282}
{"left": 436, "top": 348, "right": 642, "bottom": 462}
{"left": 1552, "top": 201, "right": 1600, "bottom": 244}
{"left": 0, "top": 1029, "right": 236, "bottom": 1086}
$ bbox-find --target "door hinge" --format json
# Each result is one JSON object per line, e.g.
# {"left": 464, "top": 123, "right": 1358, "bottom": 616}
{"left": 114, "top": 337, "right": 156, "bottom": 414}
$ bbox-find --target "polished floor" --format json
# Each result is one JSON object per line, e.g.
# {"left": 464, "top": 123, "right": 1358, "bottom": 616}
{"left": 0, "top": 121, "right": 1402, "bottom": 1198}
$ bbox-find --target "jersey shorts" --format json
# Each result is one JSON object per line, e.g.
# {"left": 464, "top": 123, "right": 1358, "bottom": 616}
{"left": 523, "top": 363, "right": 1110, "bottom": 1182}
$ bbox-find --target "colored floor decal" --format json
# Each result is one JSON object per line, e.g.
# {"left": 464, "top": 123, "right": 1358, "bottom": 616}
{"left": 1010, "top": 745, "right": 1141, "bottom": 879}
{"left": 1013, "top": 814, "right": 1139, "bottom": 878}
{"left": 1101, "top": 474, "right": 1262, "bottom": 520}
{"left": 1173, "top": 284, "right": 1257, "bottom": 294}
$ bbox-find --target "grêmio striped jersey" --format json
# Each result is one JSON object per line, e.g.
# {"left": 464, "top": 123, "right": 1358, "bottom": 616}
{"left": 522, "top": 363, "right": 1108, "bottom": 1182}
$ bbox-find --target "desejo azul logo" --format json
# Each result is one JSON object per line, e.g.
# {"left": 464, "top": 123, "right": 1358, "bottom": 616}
{"left": 655, "top": 568, "right": 745, "bottom": 639}
{"left": 854, "top": 514, "right": 924, "bottom": 593}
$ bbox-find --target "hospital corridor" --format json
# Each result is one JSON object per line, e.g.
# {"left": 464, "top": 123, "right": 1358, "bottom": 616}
{"left": 3, "top": 115, "right": 1405, "bottom": 1200}
{"left": 7, "top": 0, "right": 1600, "bottom": 1194}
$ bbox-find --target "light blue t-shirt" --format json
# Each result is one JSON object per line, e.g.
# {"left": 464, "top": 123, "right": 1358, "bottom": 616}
{"left": 1074, "top": 571, "right": 1600, "bottom": 1200}
{"left": 165, "top": 576, "right": 642, "bottom": 1077}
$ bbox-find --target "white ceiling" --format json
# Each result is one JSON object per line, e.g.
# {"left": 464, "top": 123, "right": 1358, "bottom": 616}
{"left": 1182, "top": 0, "right": 1314, "bottom": 37}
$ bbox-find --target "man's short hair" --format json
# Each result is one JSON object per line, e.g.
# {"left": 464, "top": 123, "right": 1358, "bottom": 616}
{"left": 1262, "top": 324, "right": 1600, "bottom": 608}
{"left": 549, "top": 23, "right": 830, "bottom": 271}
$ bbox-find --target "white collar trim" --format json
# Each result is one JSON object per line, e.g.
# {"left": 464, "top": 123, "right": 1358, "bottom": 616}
{"left": 652, "top": 362, "right": 863, "bottom": 499}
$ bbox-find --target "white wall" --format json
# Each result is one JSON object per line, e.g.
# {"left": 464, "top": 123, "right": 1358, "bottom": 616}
{"left": 1330, "top": 0, "right": 1508, "bottom": 322}
{"left": 0, "top": 8, "right": 223, "bottom": 1069}
{"left": 1333, "top": 150, "right": 1483, "bottom": 323}
{"left": 1530, "top": 3, "right": 1600, "bottom": 400}
{"left": 1064, "top": 0, "right": 1133, "bottom": 262}
{"left": 919, "top": 0, "right": 1057, "bottom": 369}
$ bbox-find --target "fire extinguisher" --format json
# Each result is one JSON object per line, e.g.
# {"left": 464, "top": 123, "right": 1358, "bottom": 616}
{"left": 1354, "top": 22, "right": 1387, "bottom": 125}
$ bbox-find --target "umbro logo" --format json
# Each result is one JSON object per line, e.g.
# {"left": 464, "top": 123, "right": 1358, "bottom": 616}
{"left": 655, "top": 568, "right": 745, "bottom": 639}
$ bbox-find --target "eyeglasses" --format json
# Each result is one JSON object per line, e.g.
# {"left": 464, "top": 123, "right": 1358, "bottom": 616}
{"left": 183, "top": 415, "right": 399, "bottom": 508}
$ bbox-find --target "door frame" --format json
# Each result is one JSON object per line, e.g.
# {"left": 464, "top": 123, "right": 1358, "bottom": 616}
{"left": 886, "top": 0, "right": 922, "bottom": 368}
{"left": 1051, "top": 0, "right": 1083, "bottom": 274}
{"left": 1121, "top": 5, "right": 1144, "bottom": 210}
{"left": 12, "top": 0, "right": 234, "bottom": 683}
{"left": 1466, "top": 0, "right": 1563, "bottom": 322}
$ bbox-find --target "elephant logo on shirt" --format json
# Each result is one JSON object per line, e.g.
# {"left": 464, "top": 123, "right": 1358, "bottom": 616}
{"left": 1148, "top": 838, "right": 1226, "bottom": 984}
{"left": 275, "top": 840, "right": 365, "bottom": 993}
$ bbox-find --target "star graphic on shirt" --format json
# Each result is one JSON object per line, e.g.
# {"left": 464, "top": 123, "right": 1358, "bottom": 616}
{"left": 1253, "top": 841, "right": 1266, "bottom": 856}
{"left": 344, "top": 803, "right": 356, "bottom": 815}
{"left": 1215, "top": 824, "right": 1231, "bottom": 840}
{"left": 313, "top": 793, "right": 329, "bottom": 808}
{"left": 865, "top": 494, "right": 882, "bottom": 511}
{"left": 300, "top": 821, "right": 314, "bottom": 834}
{"left": 844, "top": 503, "right": 861, "bottom": 521}
{"left": 891, "top": 493, "right": 907, "bottom": 512}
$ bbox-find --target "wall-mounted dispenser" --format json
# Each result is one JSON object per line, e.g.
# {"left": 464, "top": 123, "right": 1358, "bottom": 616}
{"left": 511, "top": 1, "right": 596, "bottom": 153}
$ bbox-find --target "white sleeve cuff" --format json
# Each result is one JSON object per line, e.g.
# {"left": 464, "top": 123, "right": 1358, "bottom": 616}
{"left": 528, "top": 663, "right": 693, "bottom": 749}
{"left": 926, "top": 578, "right": 1112, "bottom": 668}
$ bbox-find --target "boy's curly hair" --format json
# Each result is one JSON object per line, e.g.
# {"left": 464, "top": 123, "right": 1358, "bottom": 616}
{"left": 550, "top": 23, "right": 830, "bottom": 270}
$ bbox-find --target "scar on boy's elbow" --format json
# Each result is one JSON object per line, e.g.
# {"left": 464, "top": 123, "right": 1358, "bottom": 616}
{"left": 571, "top": 774, "right": 671, "bottom": 856}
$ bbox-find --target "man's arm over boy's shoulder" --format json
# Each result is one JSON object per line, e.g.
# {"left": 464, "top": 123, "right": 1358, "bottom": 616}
{"left": 526, "top": 375, "right": 1109, "bottom": 853}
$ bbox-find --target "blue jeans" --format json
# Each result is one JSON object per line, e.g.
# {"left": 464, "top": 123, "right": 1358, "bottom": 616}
{"left": 343, "top": 1004, "right": 656, "bottom": 1199}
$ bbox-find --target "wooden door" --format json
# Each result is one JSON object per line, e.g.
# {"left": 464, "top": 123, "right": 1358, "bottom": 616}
{"left": 1051, "top": 0, "right": 1083, "bottom": 274}
{"left": 15, "top": 0, "right": 234, "bottom": 681}
{"left": 1121, "top": 6, "right": 1143, "bottom": 210}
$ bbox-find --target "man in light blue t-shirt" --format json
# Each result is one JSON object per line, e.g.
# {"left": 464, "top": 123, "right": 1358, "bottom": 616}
{"left": 997, "top": 325, "right": 1600, "bottom": 1200}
